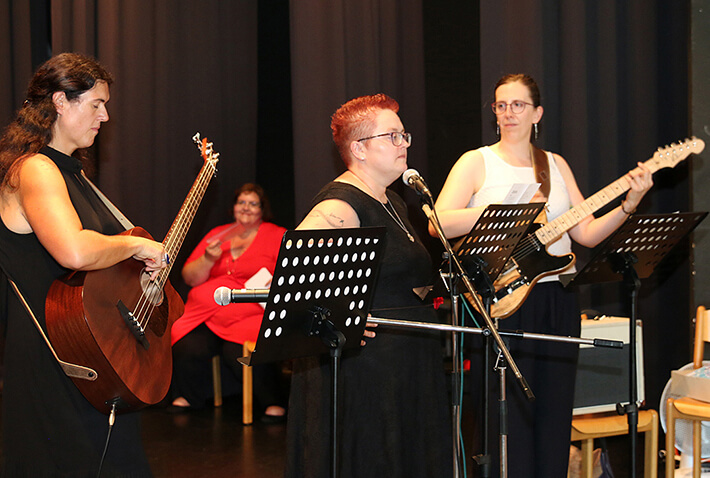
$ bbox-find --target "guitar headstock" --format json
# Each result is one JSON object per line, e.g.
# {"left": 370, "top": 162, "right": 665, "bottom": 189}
{"left": 647, "top": 136, "right": 705, "bottom": 172}
{"left": 192, "top": 132, "right": 220, "bottom": 167}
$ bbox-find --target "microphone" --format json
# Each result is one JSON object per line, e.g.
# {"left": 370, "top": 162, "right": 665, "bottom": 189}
{"left": 402, "top": 169, "right": 433, "bottom": 203}
{"left": 214, "top": 286, "right": 270, "bottom": 306}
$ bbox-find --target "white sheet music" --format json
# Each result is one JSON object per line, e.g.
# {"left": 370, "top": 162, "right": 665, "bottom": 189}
{"left": 502, "top": 183, "right": 540, "bottom": 204}
{"left": 245, "top": 267, "right": 272, "bottom": 309}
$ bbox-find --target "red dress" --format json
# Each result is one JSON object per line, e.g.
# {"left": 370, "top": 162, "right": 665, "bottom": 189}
{"left": 171, "top": 221, "right": 286, "bottom": 345}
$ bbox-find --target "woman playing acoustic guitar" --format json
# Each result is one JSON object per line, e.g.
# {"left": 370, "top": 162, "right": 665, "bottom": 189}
{"left": 0, "top": 53, "right": 166, "bottom": 476}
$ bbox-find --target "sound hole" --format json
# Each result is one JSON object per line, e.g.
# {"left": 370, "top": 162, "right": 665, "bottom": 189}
{"left": 140, "top": 271, "right": 165, "bottom": 306}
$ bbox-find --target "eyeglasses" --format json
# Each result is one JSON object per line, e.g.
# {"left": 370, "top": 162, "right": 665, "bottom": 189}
{"left": 357, "top": 131, "right": 412, "bottom": 147}
{"left": 491, "top": 100, "right": 534, "bottom": 115}
{"left": 236, "top": 200, "right": 261, "bottom": 208}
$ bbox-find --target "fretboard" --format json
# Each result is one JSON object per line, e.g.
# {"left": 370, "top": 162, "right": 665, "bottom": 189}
{"left": 535, "top": 175, "right": 632, "bottom": 245}
{"left": 162, "top": 160, "right": 217, "bottom": 274}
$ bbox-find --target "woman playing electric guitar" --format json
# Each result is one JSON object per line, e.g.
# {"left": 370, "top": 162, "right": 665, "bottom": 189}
{"left": 430, "top": 73, "right": 653, "bottom": 478}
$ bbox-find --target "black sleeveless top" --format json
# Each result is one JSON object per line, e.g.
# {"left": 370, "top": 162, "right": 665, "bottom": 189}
{"left": 285, "top": 182, "right": 453, "bottom": 478}
{"left": 310, "top": 181, "right": 434, "bottom": 314}
{"left": 0, "top": 147, "right": 151, "bottom": 477}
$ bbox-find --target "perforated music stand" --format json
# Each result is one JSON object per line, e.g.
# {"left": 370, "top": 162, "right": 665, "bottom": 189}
{"left": 562, "top": 211, "right": 707, "bottom": 477}
{"left": 242, "top": 227, "right": 385, "bottom": 365}
{"left": 562, "top": 212, "right": 707, "bottom": 287}
{"left": 240, "top": 227, "right": 386, "bottom": 478}
{"left": 456, "top": 203, "right": 546, "bottom": 285}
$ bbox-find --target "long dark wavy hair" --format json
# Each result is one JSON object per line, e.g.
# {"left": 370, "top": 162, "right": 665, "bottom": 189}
{"left": 0, "top": 52, "right": 113, "bottom": 190}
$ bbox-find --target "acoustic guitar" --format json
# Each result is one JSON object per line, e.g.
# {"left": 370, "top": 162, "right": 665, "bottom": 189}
{"left": 46, "top": 134, "right": 219, "bottom": 414}
{"left": 470, "top": 137, "right": 704, "bottom": 319}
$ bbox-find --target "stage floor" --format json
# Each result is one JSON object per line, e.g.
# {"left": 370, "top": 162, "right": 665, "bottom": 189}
{"left": 0, "top": 389, "right": 655, "bottom": 477}
{"left": 143, "top": 397, "right": 287, "bottom": 477}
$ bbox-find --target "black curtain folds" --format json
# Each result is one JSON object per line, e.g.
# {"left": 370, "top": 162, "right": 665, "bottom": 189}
{"left": 289, "top": 0, "right": 427, "bottom": 223}
{"left": 0, "top": 1, "right": 41, "bottom": 129}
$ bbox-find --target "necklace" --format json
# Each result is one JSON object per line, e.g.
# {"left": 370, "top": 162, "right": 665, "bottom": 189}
{"left": 348, "top": 171, "right": 415, "bottom": 242}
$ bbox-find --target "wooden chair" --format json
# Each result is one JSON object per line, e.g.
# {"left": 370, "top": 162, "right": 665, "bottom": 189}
{"left": 211, "top": 340, "right": 256, "bottom": 425}
{"left": 665, "top": 305, "right": 710, "bottom": 478}
{"left": 571, "top": 409, "right": 659, "bottom": 478}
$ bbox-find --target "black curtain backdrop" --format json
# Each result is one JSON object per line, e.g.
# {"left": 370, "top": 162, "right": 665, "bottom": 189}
{"left": 0, "top": 0, "right": 47, "bottom": 128}
{"left": 0, "top": 0, "right": 698, "bottom": 437}
{"left": 289, "top": 0, "right": 428, "bottom": 228}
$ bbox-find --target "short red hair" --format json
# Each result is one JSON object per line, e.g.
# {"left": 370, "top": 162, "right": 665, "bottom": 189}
{"left": 330, "top": 94, "right": 399, "bottom": 165}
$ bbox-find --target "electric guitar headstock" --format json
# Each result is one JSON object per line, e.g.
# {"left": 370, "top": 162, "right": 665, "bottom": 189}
{"left": 646, "top": 136, "right": 704, "bottom": 173}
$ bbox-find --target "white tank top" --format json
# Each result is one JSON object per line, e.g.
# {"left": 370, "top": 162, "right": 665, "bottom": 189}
{"left": 467, "top": 146, "right": 575, "bottom": 280}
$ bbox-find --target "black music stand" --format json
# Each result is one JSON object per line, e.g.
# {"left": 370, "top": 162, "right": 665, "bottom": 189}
{"left": 240, "top": 227, "right": 386, "bottom": 478}
{"left": 562, "top": 211, "right": 708, "bottom": 477}
{"left": 453, "top": 202, "right": 545, "bottom": 478}
{"left": 456, "top": 202, "right": 546, "bottom": 287}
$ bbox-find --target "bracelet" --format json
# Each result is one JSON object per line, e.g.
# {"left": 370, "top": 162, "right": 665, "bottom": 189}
{"left": 621, "top": 201, "right": 636, "bottom": 215}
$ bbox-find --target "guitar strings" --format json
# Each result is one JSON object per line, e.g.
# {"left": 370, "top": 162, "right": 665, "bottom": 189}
{"left": 137, "top": 173, "right": 211, "bottom": 328}
{"left": 133, "top": 155, "right": 218, "bottom": 331}
{"left": 510, "top": 176, "right": 635, "bottom": 265}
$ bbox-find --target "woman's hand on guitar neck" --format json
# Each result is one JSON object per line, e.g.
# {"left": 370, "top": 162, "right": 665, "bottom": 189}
{"left": 622, "top": 161, "right": 653, "bottom": 213}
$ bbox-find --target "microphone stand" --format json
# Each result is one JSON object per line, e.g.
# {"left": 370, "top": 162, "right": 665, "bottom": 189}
{"left": 442, "top": 256, "right": 464, "bottom": 478}
{"left": 362, "top": 315, "right": 623, "bottom": 477}
{"left": 416, "top": 193, "right": 534, "bottom": 478}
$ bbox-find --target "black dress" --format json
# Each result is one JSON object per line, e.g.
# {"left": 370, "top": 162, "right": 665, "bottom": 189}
{"left": 0, "top": 147, "right": 152, "bottom": 477}
{"left": 285, "top": 182, "right": 453, "bottom": 478}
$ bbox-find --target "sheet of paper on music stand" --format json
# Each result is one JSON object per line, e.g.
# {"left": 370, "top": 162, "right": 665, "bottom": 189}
{"left": 245, "top": 267, "right": 272, "bottom": 308}
{"left": 502, "top": 183, "right": 540, "bottom": 204}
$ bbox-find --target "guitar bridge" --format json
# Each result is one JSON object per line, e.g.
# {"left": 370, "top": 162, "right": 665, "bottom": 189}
{"left": 117, "top": 300, "right": 150, "bottom": 350}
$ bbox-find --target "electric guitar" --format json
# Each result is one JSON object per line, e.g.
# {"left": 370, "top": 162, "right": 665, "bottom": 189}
{"left": 473, "top": 137, "right": 704, "bottom": 319}
{"left": 45, "top": 134, "right": 219, "bottom": 414}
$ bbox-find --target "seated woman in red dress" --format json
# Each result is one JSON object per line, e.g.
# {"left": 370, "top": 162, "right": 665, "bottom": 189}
{"left": 170, "top": 183, "right": 287, "bottom": 420}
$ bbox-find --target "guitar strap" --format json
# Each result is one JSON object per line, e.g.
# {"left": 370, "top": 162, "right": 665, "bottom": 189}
{"left": 80, "top": 171, "right": 134, "bottom": 230}
{"left": 531, "top": 145, "right": 551, "bottom": 199}
{"left": 531, "top": 145, "right": 551, "bottom": 223}
{"left": 2, "top": 272, "right": 98, "bottom": 381}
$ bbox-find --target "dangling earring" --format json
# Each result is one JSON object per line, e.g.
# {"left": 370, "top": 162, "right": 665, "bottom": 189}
{"left": 534, "top": 123, "right": 539, "bottom": 140}
{"left": 496, "top": 123, "right": 500, "bottom": 137}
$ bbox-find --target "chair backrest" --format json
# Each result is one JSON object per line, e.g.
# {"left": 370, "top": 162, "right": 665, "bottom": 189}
{"left": 693, "top": 305, "right": 709, "bottom": 369}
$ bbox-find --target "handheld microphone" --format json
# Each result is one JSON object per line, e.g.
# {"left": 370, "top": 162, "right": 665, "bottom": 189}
{"left": 402, "top": 169, "right": 433, "bottom": 203}
{"left": 214, "top": 286, "right": 270, "bottom": 306}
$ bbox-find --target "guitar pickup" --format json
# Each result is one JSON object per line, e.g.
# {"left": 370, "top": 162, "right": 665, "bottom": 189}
{"left": 117, "top": 300, "right": 150, "bottom": 350}
{"left": 494, "top": 277, "right": 529, "bottom": 302}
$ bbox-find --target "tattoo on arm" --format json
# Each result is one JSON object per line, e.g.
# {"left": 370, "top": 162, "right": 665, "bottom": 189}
{"left": 309, "top": 209, "right": 345, "bottom": 228}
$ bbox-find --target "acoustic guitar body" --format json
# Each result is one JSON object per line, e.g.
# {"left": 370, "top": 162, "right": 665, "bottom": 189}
{"left": 46, "top": 227, "right": 184, "bottom": 414}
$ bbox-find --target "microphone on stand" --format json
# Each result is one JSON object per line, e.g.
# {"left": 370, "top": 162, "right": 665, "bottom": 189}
{"left": 402, "top": 169, "right": 434, "bottom": 204}
{"left": 214, "top": 286, "right": 270, "bottom": 306}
